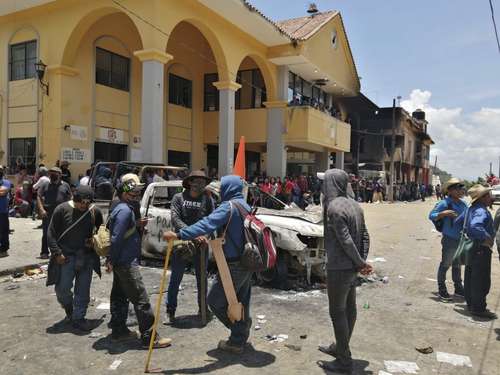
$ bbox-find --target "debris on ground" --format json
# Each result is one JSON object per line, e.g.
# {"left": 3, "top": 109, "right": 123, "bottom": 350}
{"left": 382, "top": 276, "right": 389, "bottom": 284}
{"left": 264, "top": 334, "right": 289, "bottom": 343}
{"left": 426, "top": 278, "right": 438, "bottom": 282}
{"left": 271, "top": 290, "right": 323, "bottom": 301}
{"left": 378, "top": 371, "right": 393, "bottom": 375}
{"left": 436, "top": 352, "right": 472, "bottom": 367}
{"left": 363, "top": 302, "right": 370, "bottom": 309}
{"left": 256, "top": 314, "right": 266, "bottom": 320}
{"left": 5, "top": 284, "right": 20, "bottom": 291}
{"left": 108, "top": 359, "right": 122, "bottom": 370}
{"left": 284, "top": 343, "right": 301, "bottom": 351}
{"left": 420, "top": 256, "right": 432, "bottom": 260}
{"left": 398, "top": 275, "right": 405, "bottom": 279}
{"left": 300, "top": 334, "right": 307, "bottom": 339}
{"left": 254, "top": 325, "right": 261, "bottom": 331}
{"left": 25, "top": 268, "right": 42, "bottom": 276}
{"left": 89, "top": 332, "right": 102, "bottom": 338}
{"left": 415, "top": 346, "right": 434, "bottom": 354}
{"left": 384, "top": 360, "right": 420, "bottom": 374}
{"left": 368, "top": 257, "right": 387, "bottom": 263}
{"left": 96, "top": 302, "right": 110, "bottom": 310}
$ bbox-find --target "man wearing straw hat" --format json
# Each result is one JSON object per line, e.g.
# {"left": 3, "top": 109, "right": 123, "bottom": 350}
{"left": 429, "top": 178, "right": 467, "bottom": 301}
{"left": 464, "top": 184, "right": 497, "bottom": 320}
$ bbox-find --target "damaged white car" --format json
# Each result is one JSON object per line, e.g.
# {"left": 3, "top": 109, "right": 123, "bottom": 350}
{"left": 140, "top": 181, "right": 326, "bottom": 287}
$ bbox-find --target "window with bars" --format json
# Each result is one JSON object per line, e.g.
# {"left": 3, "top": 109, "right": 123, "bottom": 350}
{"left": 95, "top": 47, "right": 130, "bottom": 91}
{"left": 9, "top": 40, "right": 37, "bottom": 81}
{"left": 204, "top": 73, "right": 219, "bottom": 112}
{"left": 8, "top": 138, "right": 36, "bottom": 174}
{"left": 169, "top": 74, "right": 192, "bottom": 108}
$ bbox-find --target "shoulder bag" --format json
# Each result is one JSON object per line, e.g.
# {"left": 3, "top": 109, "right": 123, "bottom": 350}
{"left": 453, "top": 208, "right": 475, "bottom": 266}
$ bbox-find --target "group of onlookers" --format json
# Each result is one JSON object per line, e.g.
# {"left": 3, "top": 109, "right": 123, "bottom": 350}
{"left": 351, "top": 177, "right": 436, "bottom": 203}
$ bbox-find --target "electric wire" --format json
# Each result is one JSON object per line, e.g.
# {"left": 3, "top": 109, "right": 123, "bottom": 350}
{"left": 489, "top": 0, "right": 500, "bottom": 53}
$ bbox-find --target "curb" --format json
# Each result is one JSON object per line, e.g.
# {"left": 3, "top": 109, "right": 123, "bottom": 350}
{"left": 0, "top": 261, "right": 50, "bottom": 278}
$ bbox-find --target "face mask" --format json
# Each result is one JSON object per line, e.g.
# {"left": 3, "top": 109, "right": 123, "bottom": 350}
{"left": 50, "top": 175, "right": 59, "bottom": 183}
{"left": 190, "top": 182, "right": 205, "bottom": 195}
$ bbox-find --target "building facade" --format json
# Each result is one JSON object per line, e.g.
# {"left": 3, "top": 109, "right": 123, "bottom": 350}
{"left": 344, "top": 104, "right": 433, "bottom": 185}
{"left": 0, "top": 0, "right": 359, "bottom": 182}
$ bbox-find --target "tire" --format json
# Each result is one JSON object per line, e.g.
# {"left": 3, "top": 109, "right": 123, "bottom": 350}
{"left": 257, "top": 250, "right": 289, "bottom": 290}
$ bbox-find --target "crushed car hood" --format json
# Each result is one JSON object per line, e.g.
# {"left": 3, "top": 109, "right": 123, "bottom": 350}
{"left": 256, "top": 205, "right": 323, "bottom": 225}
{"left": 256, "top": 212, "right": 323, "bottom": 238}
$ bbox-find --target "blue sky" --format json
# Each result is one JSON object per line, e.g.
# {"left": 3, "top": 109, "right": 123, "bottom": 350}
{"left": 250, "top": 1, "right": 500, "bottom": 179}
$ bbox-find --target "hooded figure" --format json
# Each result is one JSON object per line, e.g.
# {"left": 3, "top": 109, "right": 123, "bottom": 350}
{"left": 164, "top": 175, "right": 253, "bottom": 354}
{"left": 318, "top": 169, "right": 371, "bottom": 374}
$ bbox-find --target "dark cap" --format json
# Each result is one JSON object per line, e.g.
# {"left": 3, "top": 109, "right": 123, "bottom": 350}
{"left": 73, "top": 185, "right": 94, "bottom": 202}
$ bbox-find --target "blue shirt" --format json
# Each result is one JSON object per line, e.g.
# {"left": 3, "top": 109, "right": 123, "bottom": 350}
{"left": 109, "top": 202, "right": 140, "bottom": 266}
{"left": 465, "top": 203, "right": 494, "bottom": 242}
{"left": 0, "top": 179, "right": 12, "bottom": 214}
{"left": 429, "top": 197, "right": 468, "bottom": 240}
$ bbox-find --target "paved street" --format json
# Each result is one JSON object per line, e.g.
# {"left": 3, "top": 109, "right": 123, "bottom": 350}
{"left": 0, "top": 201, "right": 498, "bottom": 374}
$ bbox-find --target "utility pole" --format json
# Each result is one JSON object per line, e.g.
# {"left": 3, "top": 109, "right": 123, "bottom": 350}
{"left": 498, "top": 156, "right": 499, "bottom": 177}
{"left": 490, "top": 162, "right": 493, "bottom": 175}
{"left": 389, "top": 98, "right": 396, "bottom": 203}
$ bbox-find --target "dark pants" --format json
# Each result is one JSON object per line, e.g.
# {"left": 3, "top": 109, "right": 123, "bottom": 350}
{"left": 110, "top": 265, "right": 155, "bottom": 340}
{"left": 208, "top": 262, "right": 252, "bottom": 347}
{"left": 437, "top": 236, "right": 463, "bottom": 293}
{"left": 327, "top": 270, "right": 358, "bottom": 366}
{"left": 41, "top": 215, "right": 51, "bottom": 256}
{"left": 166, "top": 242, "right": 208, "bottom": 312}
{"left": 0, "top": 213, "right": 10, "bottom": 252}
{"left": 464, "top": 247, "right": 492, "bottom": 313}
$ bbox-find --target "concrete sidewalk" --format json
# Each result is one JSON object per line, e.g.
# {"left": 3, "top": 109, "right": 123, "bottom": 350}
{"left": 0, "top": 218, "right": 45, "bottom": 277}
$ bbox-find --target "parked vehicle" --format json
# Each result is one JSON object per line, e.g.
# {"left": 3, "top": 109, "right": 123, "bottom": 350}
{"left": 491, "top": 184, "right": 500, "bottom": 204}
{"left": 140, "top": 181, "right": 326, "bottom": 288}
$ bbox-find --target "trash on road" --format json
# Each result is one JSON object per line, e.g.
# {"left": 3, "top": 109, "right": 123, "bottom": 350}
{"left": 398, "top": 275, "right": 405, "bottom": 279}
{"left": 420, "top": 256, "right": 432, "bottom": 260}
{"left": 379, "top": 371, "right": 393, "bottom": 375}
{"left": 415, "top": 346, "right": 433, "bottom": 354}
{"left": 368, "top": 257, "right": 387, "bottom": 263}
{"left": 108, "top": 359, "right": 122, "bottom": 370}
{"left": 258, "top": 319, "right": 267, "bottom": 324}
{"left": 96, "top": 302, "right": 110, "bottom": 310}
{"left": 254, "top": 325, "right": 261, "bottom": 331}
{"left": 300, "top": 334, "right": 307, "bottom": 339}
{"left": 284, "top": 343, "right": 302, "bottom": 351}
{"left": 271, "top": 290, "right": 323, "bottom": 301}
{"left": 384, "top": 360, "right": 420, "bottom": 374}
{"left": 436, "top": 352, "right": 472, "bottom": 367}
{"left": 256, "top": 314, "right": 266, "bottom": 320}
{"left": 382, "top": 276, "right": 389, "bottom": 284}
{"left": 89, "top": 332, "right": 102, "bottom": 338}
{"left": 363, "top": 302, "right": 370, "bottom": 309}
{"left": 25, "top": 268, "right": 42, "bottom": 276}
{"left": 426, "top": 278, "right": 437, "bottom": 282}
{"left": 5, "top": 284, "right": 20, "bottom": 291}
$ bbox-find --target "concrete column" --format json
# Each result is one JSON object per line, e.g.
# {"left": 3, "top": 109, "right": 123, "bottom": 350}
{"left": 213, "top": 81, "right": 241, "bottom": 177}
{"left": 265, "top": 103, "right": 288, "bottom": 178}
{"left": 335, "top": 151, "right": 345, "bottom": 170}
{"left": 134, "top": 49, "right": 173, "bottom": 163}
{"left": 316, "top": 151, "right": 331, "bottom": 173}
{"left": 265, "top": 65, "right": 289, "bottom": 178}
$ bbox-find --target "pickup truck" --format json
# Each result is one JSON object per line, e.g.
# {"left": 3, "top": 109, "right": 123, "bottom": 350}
{"left": 139, "top": 181, "right": 326, "bottom": 288}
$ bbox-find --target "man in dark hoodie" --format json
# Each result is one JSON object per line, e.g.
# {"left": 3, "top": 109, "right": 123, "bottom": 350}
{"left": 318, "top": 169, "right": 372, "bottom": 374}
{"left": 164, "top": 175, "right": 252, "bottom": 354}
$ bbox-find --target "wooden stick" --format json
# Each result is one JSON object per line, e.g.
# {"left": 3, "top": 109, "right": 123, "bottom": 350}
{"left": 144, "top": 239, "right": 174, "bottom": 373}
{"left": 210, "top": 238, "right": 243, "bottom": 323}
{"left": 200, "top": 243, "right": 207, "bottom": 325}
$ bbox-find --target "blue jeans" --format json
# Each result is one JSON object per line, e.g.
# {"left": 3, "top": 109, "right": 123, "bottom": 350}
{"left": 166, "top": 242, "right": 208, "bottom": 312}
{"left": 437, "top": 236, "right": 463, "bottom": 292}
{"left": 208, "top": 262, "right": 252, "bottom": 346}
{"left": 54, "top": 254, "right": 93, "bottom": 320}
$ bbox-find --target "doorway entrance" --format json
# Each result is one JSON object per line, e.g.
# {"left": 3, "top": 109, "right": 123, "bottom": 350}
{"left": 94, "top": 142, "right": 128, "bottom": 162}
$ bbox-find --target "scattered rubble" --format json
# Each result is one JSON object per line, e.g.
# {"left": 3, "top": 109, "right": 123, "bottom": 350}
{"left": 415, "top": 346, "right": 434, "bottom": 354}
{"left": 436, "top": 352, "right": 472, "bottom": 367}
{"left": 108, "top": 359, "right": 122, "bottom": 370}
{"left": 368, "top": 257, "right": 387, "bottom": 263}
{"left": 384, "top": 360, "right": 420, "bottom": 374}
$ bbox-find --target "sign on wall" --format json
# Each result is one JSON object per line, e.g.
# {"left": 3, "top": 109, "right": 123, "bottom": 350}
{"left": 61, "top": 148, "right": 90, "bottom": 163}
{"left": 97, "top": 127, "right": 125, "bottom": 144}
{"left": 69, "top": 125, "right": 88, "bottom": 141}
{"left": 132, "top": 135, "right": 142, "bottom": 147}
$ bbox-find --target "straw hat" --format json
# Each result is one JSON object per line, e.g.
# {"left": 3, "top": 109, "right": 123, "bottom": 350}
{"left": 468, "top": 184, "right": 492, "bottom": 205}
{"left": 443, "top": 178, "right": 464, "bottom": 193}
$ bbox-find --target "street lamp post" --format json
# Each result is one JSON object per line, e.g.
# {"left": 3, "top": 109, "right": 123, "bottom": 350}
{"left": 388, "top": 97, "right": 400, "bottom": 203}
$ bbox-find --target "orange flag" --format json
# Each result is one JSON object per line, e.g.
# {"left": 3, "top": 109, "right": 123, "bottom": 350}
{"left": 233, "top": 136, "right": 246, "bottom": 180}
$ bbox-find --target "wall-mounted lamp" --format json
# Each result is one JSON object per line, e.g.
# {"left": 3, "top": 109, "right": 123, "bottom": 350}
{"left": 34, "top": 60, "right": 49, "bottom": 96}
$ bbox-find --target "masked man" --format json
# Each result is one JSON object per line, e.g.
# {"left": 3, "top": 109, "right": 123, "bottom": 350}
{"left": 37, "top": 167, "right": 72, "bottom": 259}
{"left": 47, "top": 185, "right": 103, "bottom": 332}
{"left": 0, "top": 166, "right": 12, "bottom": 257}
{"left": 318, "top": 169, "right": 372, "bottom": 374}
{"left": 166, "top": 171, "right": 213, "bottom": 323}
{"left": 107, "top": 174, "right": 171, "bottom": 348}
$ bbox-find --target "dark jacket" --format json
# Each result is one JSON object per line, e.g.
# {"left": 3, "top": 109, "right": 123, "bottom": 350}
{"left": 323, "top": 169, "right": 370, "bottom": 271}
{"left": 109, "top": 201, "right": 141, "bottom": 266}
{"left": 179, "top": 175, "right": 250, "bottom": 259}
{"left": 171, "top": 191, "right": 214, "bottom": 232}
{"left": 46, "top": 202, "right": 103, "bottom": 285}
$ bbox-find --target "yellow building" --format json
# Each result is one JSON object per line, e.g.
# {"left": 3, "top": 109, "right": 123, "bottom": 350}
{"left": 0, "top": 0, "right": 359, "bottom": 182}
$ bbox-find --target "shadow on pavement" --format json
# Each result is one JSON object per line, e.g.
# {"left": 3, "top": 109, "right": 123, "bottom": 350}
{"left": 46, "top": 318, "right": 104, "bottom": 336}
{"left": 92, "top": 334, "right": 145, "bottom": 355}
{"left": 318, "top": 359, "right": 372, "bottom": 375}
{"left": 161, "top": 344, "right": 276, "bottom": 374}
{"left": 167, "top": 314, "right": 210, "bottom": 330}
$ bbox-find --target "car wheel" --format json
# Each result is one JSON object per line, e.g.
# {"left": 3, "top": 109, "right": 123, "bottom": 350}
{"left": 257, "top": 250, "right": 289, "bottom": 290}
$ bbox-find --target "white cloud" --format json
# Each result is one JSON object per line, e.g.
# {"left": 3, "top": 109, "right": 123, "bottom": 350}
{"left": 401, "top": 89, "right": 500, "bottom": 180}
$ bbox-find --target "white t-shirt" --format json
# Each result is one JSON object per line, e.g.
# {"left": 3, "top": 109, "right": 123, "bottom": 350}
{"left": 79, "top": 176, "right": 90, "bottom": 186}
{"left": 33, "top": 175, "right": 50, "bottom": 191}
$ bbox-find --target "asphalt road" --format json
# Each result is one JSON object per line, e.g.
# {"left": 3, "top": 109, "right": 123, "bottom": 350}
{"left": 0, "top": 200, "right": 498, "bottom": 374}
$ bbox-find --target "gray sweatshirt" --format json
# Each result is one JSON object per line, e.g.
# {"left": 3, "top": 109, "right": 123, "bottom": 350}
{"left": 323, "top": 169, "right": 370, "bottom": 271}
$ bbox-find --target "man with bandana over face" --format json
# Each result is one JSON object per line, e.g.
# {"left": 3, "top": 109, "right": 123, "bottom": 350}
{"left": 37, "top": 167, "right": 72, "bottom": 259}
{"left": 165, "top": 171, "right": 213, "bottom": 324}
